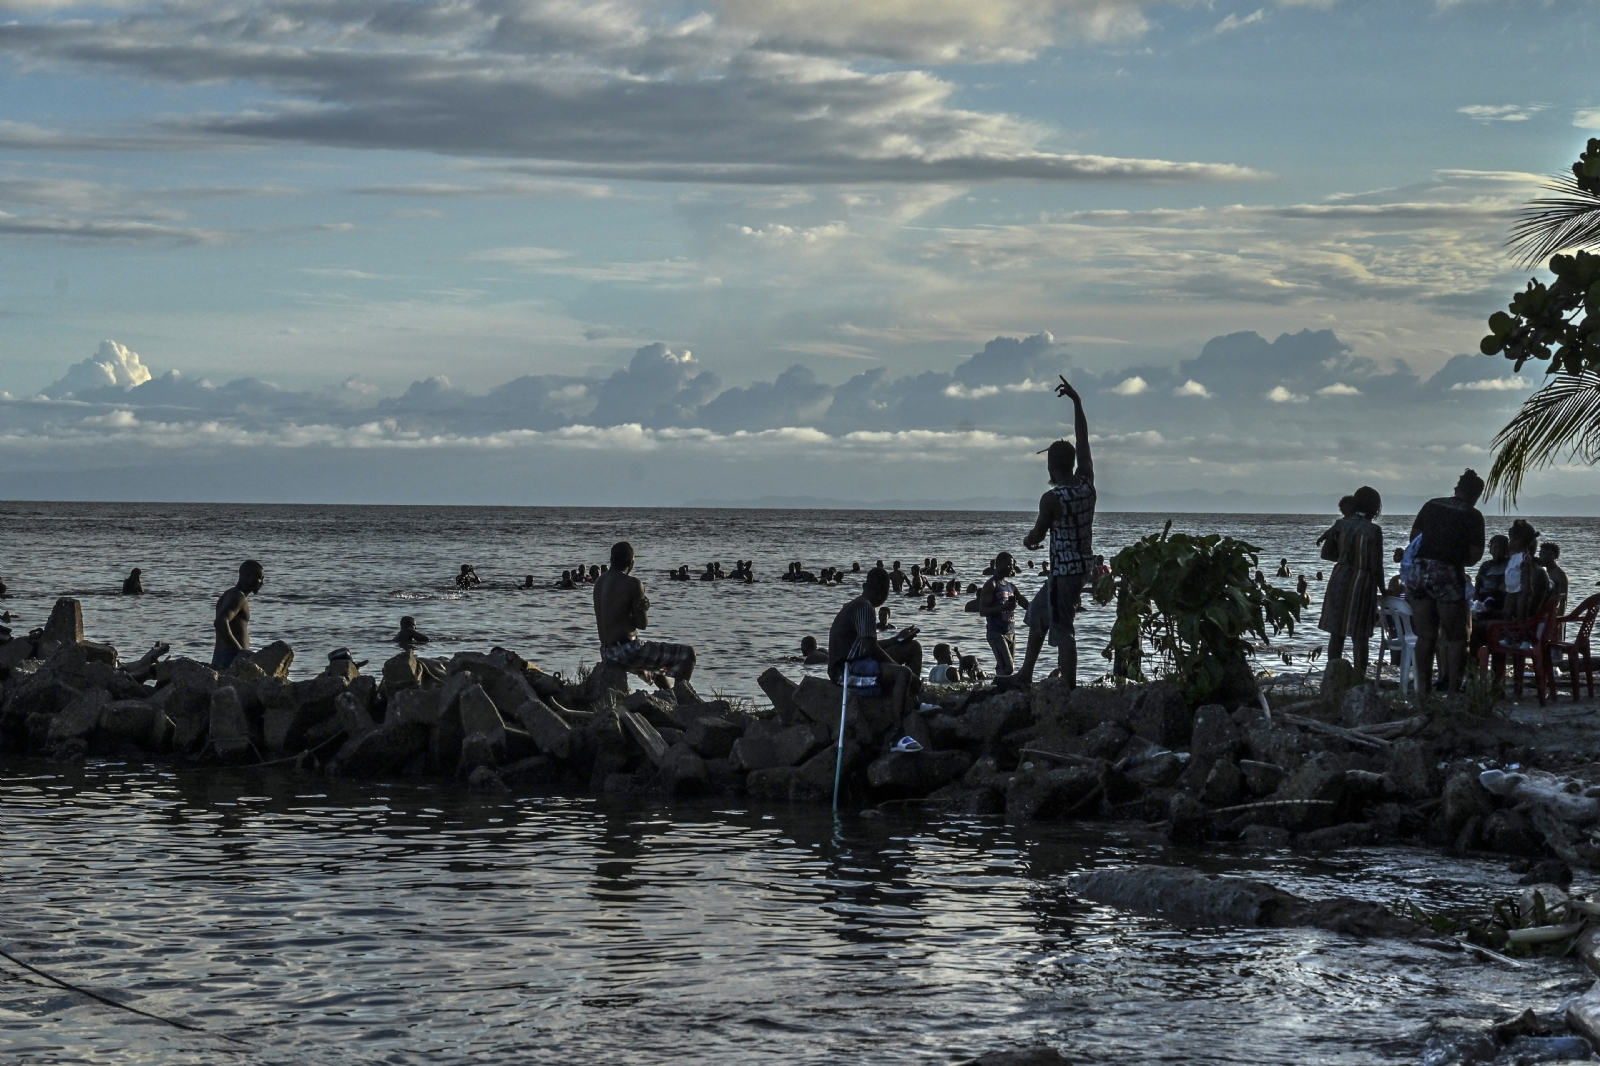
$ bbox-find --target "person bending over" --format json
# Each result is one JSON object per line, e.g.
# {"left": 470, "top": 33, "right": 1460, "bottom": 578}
{"left": 827, "top": 567, "right": 914, "bottom": 720}
{"left": 594, "top": 541, "right": 698, "bottom": 703}
{"left": 1405, "top": 469, "right": 1486, "bottom": 694}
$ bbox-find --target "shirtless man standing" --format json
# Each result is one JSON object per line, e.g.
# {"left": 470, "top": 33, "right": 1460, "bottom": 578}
{"left": 213, "top": 560, "right": 264, "bottom": 670}
{"left": 593, "top": 541, "right": 698, "bottom": 702}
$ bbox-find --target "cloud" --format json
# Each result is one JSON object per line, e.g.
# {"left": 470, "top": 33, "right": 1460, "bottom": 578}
{"left": 587, "top": 343, "right": 722, "bottom": 428}
{"left": 1451, "top": 376, "right": 1530, "bottom": 391}
{"left": 1173, "top": 379, "right": 1212, "bottom": 397}
{"left": 1111, "top": 375, "right": 1148, "bottom": 395}
{"left": 1576, "top": 108, "right": 1600, "bottom": 130}
{"left": 1265, "top": 385, "right": 1307, "bottom": 403}
{"left": 1459, "top": 104, "right": 1543, "bottom": 123}
{"left": 0, "top": 0, "right": 1259, "bottom": 186}
{"left": 42, "top": 340, "right": 153, "bottom": 398}
{"left": 1316, "top": 382, "right": 1360, "bottom": 396}
{"left": 1211, "top": 9, "right": 1267, "bottom": 35}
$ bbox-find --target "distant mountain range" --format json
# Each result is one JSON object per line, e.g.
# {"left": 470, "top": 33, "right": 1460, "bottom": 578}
{"left": 683, "top": 490, "right": 1600, "bottom": 517}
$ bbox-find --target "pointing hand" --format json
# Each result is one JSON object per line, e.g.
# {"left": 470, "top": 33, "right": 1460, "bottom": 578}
{"left": 1055, "top": 375, "right": 1080, "bottom": 402}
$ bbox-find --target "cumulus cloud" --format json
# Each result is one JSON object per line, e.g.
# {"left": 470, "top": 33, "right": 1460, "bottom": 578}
{"left": 1174, "top": 379, "right": 1212, "bottom": 397}
{"left": 1316, "top": 382, "right": 1360, "bottom": 396}
{"left": 1452, "top": 376, "right": 1531, "bottom": 391}
{"left": 1265, "top": 385, "right": 1307, "bottom": 403}
{"left": 1575, "top": 108, "right": 1600, "bottom": 130}
{"left": 0, "top": 0, "right": 1257, "bottom": 185}
{"left": 1458, "top": 104, "right": 1542, "bottom": 122}
{"left": 1111, "top": 375, "right": 1148, "bottom": 395}
{"left": 42, "top": 340, "right": 153, "bottom": 398}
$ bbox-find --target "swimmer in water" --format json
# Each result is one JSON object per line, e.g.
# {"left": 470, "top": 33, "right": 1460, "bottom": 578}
{"left": 558, "top": 570, "right": 578, "bottom": 590}
{"left": 876, "top": 605, "right": 894, "bottom": 632}
{"left": 522, "top": 575, "right": 535, "bottom": 589}
{"left": 921, "top": 593, "right": 938, "bottom": 611}
{"left": 798, "top": 635, "right": 829, "bottom": 665}
{"left": 1275, "top": 557, "right": 1291, "bottom": 578}
{"left": 456, "top": 565, "right": 480, "bottom": 589}
{"left": 393, "top": 615, "right": 430, "bottom": 647}
{"left": 122, "top": 568, "right": 144, "bottom": 595}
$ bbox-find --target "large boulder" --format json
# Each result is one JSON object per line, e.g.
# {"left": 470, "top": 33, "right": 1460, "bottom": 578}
{"left": 208, "top": 686, "right": 254, "bottom": 763}
{"left": 866, "top": 750, "right": 972, "bottom": 799}
{"left": 684, "top": 716, "right": 741, "bottom": 759}
{"left": 456, "top": 684, "right": 508, "bottom": 761}
{"left": 953, "top": 691, "right": 1032, "bottom": 748}
{"left": 99, "top": 699, "right": 172, "bottom": 752}
{"left": 758, "top": 667, "right": 804, "bottom": 723}
{"left": 1005, "top": 766, "right": 1101, "bottom": 822}
{"left": 42, "top": 597, "right": 84, "bottom": 646}
{"left": 1031, "top": 681, "right": 1190, "bottom": 748}
{"left": 517, "top": 699, "right": 573, "bottom": 761}
{"left": 584, "top": 661, "right": 632, "bottom": 706}
{"left": 1190, "top": 705, "right": 1242, "bottom": 762}
{"left": 47, "top": 688, "right": 109, "bottom": 759}
{"left": 660, "top": 742, "right": 709, "bottom": 796}
{"left": 247, "top": 641, "right": 294, "bottom": 680}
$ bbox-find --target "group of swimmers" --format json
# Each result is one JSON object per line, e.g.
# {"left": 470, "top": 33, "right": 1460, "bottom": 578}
{"left": 671, "top": 561, "right": 756, "bottom": 583}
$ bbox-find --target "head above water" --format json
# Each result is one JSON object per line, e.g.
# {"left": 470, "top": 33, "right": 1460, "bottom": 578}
{"left": 1455, "top": 468, "right": 1486, "bottom": 504}
{"left": 933, "top": 642, "right": 953, "bottom": 663}
{"left": 1351, "top": 485, "right": 1382, "bottom": 518}
{"left": 238, "top": 559, "right": 264, "bottom": 591}
{"left": 800, "top": 635, "right": 818, "bottom": 654}
{"left": 1047, "top": 439, "right": 1075, "bottom": 483}
{"left": 1489, "top": 534, "right": 1510, "bottom": 561}
{"left": 610, "top": 541, "right": 634, "bottom": 571}
{"left": 878, "top": 605, "right": 891, "bottom": 621}
{"left": 863, "top": 566, "right": 890, "bottom": 605}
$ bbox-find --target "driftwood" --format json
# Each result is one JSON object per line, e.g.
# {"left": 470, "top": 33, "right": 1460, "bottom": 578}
{"left": 1279, "top": 712, "right": 1392, "bottom": 749}
{"left": 1210, "top": 798, "right": 1337, "bottom": 815}
{"left": 1352, "top": 714, "right": 1429, "bottom": 740}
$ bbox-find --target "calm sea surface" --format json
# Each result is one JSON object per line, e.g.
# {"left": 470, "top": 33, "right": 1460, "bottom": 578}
{"left": 3, "top": 504, "right": 1599, "bottom": 1063}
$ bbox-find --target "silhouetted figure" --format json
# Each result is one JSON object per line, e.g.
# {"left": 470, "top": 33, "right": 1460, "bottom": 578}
{"left": 0, "top": 574, "right": 8, "bottom": 597}
{"left": 122, "top": 568, "right": 144, "bottom": 595}
{"left": 877, "top": 606, "right": 894, "bottom": 632}
{"left": 522, "top": 575, "right": 535, "bottom": 589}
{"left": 456, "top": 564, "right": 480, "bottom": 589}
{"left": 394, "top": 615, "right": 431, "bottom": 647}
{"left": 1275, "top": 558, "right": 1291, "bottom": 578}
{"left": 558, "top": 570, "right": 578, "bottom": 589}
{"left": 798, "top": 635, "right": 828, "bottom": 665}
{"left": 921, "top": 593, "right": 938, "bottom": 611}
{"left": 889, "top": 561, "right": 907, "bottom": 593}
{"left": 826, "top": 567, "right": 917, "bottom": 719}
{"left": 595, "top": 541, "right": 698, "bottom": 702}
{"left": 213, "top": 560, "right": 264, "bottom": 670}
{"left": 1405, "top": 468, "right": 1486, "bottom": 695}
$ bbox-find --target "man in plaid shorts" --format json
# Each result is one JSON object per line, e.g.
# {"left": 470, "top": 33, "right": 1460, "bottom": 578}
{"left": 594, "top": 540, "right": 699, "bottom": 703}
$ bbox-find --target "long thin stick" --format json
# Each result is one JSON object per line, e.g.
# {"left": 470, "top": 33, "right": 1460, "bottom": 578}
{"left": 0, "top": 944, "right": 249, "bottom": 1046}
{"left": 833, "top": 664, "right": 849, "bottom": 814}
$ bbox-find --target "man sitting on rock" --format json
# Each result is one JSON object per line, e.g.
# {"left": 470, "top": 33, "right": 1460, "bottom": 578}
{"left": 594, "top": 540, "right": 699, "bottom": 703}
{"left": 212, "top": 560, "right": 264, "bottom": 670}
{"left": 826, "top": 566, "right": 915, "bottom": 721}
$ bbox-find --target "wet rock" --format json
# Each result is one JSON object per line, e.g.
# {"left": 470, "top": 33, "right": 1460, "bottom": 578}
{"left": 623, "top": 689, "right": 680, "bottom": 729}
{"left": 1167, "top": 793, "right": 1210, "bottom": 844}
{"left": 208, "top": 685, "right": 253, "bottom": 763}
{"left": 925, "top": 783, "right": 1006, "bottom": 816}
{"left": 1340, "top": 684, "right": 1389, "bottom": 727}
{"left": 1568, "top": 983, "right": 1600, "bottom": 1049}
{"left": 758, "top": 666, "right": 804, "bottom": 723}
{"left": 1005, "top": 766, "right": 1100, "bottom": 822}
{"left": 247, "top": 641, "right": 294, "bottom": 680}
{"left": 659, "top": 742, "right": 708, "bottom": 796}
{"left": 584, "top": 661, "right": 631, "bottom": 707}
{"left": 257, "top": 677, "right": 299, "bottom": 755}
{"left": 1243, "top": 724, "right": 1305, "bottom": 771}
{"left": 1268, "top": 752, "right": 1349, "bottom": 830}
{"left": 866, "top": 750, "right": 972, "bottom": 798}
{"left": 499, "top": 756, "right": 561, "bottom": 789}
{"left": 1296, "top": 822, "right": 1377, "bottom": 851}
{"left": 729, "top": 732, "right": 779, "bottom": 774}
{"left": 1382, "top": 739, "right": 1437, "bottom": 802}
{"left": 48, "top": 689, "right": 109, "bottom": 753}
{"left": 1124, "top": 751, "right": 1185, "bottom": 790}
{"left": 381, "top": 649, "right": 426, "bottom": 697}
{"left": 1441, "top": 770, "right": 1495, "bottom": 839}
{"left": 953, "top": 1048, "right": 1071, "bottom": 1066}
{"left": 0, "top": 636, "right": 37, "bottom": 674}
{"left": 1190, "top": 704, "right": 1242, "bottom": 762}
{"left": 773, "top": 722, "right": 827, "bottom": 766}
{"left": 1239, "top": 824, "right": 1291, "bottom": 848}
{"left": 43, "top": 642, "right": 123, "bottom": 693}
{"left": 457, "top": 684, "right": 507, "bottom": 761}
{"left": 1482, "top": 808, "right": 1544, "bottom": 856}
{"left": 1202, "top": 759, "right": 1244, "bottom": 807}
{"left": 745, "top": 766, "right": 798, "bottom": 801}
{"left": 620, "top": 709, "right": 669, "bottom": 765}
{"left": 963, "top": 755, "right": 1014, "bottom": 793}
{"left": 518, "top": 699, "right": 573, "bottom": 761}
{"left": 1068, "top": 721, "right": 1130, "bottom": 761}
{"left": 457, "top": 732, "right": 498, "bottom": 777}
{"left": 42, "top": 597, "right": 83, "bottom": 646}
{"left": 684, "top": 716, "right": 741, "bottom": 759}
{"left": 602, "top": 772, "right": 643, "bottom": 797}
{"left": 1239, "top": 759, "right": 1287, "bottom": 797}
{"left": 98, "top": 699, "right": 170, "bottom": 751}
{"left": 466, "top": 765, "right": 510, "bottom": 794}
{"left": 1519, "top": 860, "right": 1574, "bottom": 887}
{"left": 954, "top": 691, "right": 1031, "bottom": 747}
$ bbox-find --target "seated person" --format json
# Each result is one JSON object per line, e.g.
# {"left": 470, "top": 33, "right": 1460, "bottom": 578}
{"left": 1385, "top": 547, "right": 1406, "bottom": 597}
{"left": 1541, "top": 542, "right": 1570, "bottom": 619}
{"left": 594, "top": 541, "right": 699, "bottom": 703}
{"left": 928, "top": 642, "right": 960, "bottom": 683}
{"left": 1503, "top": 520, "right": 1552, "bottom": 622}
{"left": 827, "top": 567, "right": 916, "bottom": 719}
{"left": 122, "top": 568, "right": 145, "bottom": 595}
{"left": 798, "top": 635, "right": 829, "bottom": 665}
{"left": 1471, "top": 535, "right": 1511, "bottom": 627}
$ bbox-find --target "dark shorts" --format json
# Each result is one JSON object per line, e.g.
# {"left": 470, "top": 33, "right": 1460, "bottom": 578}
{"left": 602, "top": 639, "right": 695, "bottom": 677}
{"left": 1024, "top": 573, "right": 1084, "bottom": 648}
{"left": 832, "top": 657, "right": 883, "bottom": 699}
{"left": 211, "top": 647, "right": 241, "bottom": 670}
{"left": 1406, "top": 559, "right": 1468, "bottom": 605}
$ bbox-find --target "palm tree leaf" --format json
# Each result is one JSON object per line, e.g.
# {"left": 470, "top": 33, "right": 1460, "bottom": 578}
{"left": 1486, "top": 371, "right": 1600, "bottom": 504}
{"left": 1508, "top": 174, "right": 1600, "bottom": 266}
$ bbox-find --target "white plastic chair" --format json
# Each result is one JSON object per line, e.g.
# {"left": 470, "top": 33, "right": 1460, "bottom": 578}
{"left": 1377, "top": 595, "right": 1418, "bottom": 698}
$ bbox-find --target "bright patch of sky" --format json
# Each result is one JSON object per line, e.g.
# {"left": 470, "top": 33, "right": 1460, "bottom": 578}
{"left": 0, "top": 0, "right": 1595, "bottom": 505}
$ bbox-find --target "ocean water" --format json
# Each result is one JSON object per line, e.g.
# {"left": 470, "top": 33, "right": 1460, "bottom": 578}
{"left": 4, "top": 503, "right": 1600, "bottom": 1065}
{"left": 4, "top": 502, "right": 1597, "bottom": 699}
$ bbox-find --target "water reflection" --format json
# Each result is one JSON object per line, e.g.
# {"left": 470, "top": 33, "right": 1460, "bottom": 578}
{"left": 0, "top": 757, "right": 1589, "bottom": 1065}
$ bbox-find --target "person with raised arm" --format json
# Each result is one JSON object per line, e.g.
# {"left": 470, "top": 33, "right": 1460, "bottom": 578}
{"left": 1012, "top": 376, "right": 1096, "bottom": 691}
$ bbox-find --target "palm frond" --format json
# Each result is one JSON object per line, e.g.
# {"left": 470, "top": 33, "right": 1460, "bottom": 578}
{"left": 1508, "top": 174, "right": 1600, "bottom": 267}
{"left": 1486, "top": 371, "right": 1600, "bottom": 504}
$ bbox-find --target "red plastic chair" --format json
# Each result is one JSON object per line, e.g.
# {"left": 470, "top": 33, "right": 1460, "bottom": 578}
{"left": 1478, "top": 598, "right": 1560, "bottom": 705}
{"left": 1549, "top": 593, "right": 1600, "bottom": 701}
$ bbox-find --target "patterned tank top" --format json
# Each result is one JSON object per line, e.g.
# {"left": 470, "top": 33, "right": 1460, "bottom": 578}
{"left": 1049, "top": 480, "right": 1097, "bottom": 577}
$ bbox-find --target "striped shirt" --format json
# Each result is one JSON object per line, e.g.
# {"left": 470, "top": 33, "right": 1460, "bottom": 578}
{"left": 1049, "top": 480, "right": 1097, "bottom": 577}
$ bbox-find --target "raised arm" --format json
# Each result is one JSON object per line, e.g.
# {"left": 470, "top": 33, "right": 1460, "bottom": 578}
{"left": 1057, "top": 376, "right": 1092, "bottom": 481}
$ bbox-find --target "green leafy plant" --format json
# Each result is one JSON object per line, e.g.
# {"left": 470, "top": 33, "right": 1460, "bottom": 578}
{"left": 1093, "top": 521, "right": 1305, "bottom": 704}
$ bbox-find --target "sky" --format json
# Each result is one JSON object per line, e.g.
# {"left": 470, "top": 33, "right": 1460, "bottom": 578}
{"left": 0, "top": 0, "right": 1597, "bottom": 508}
